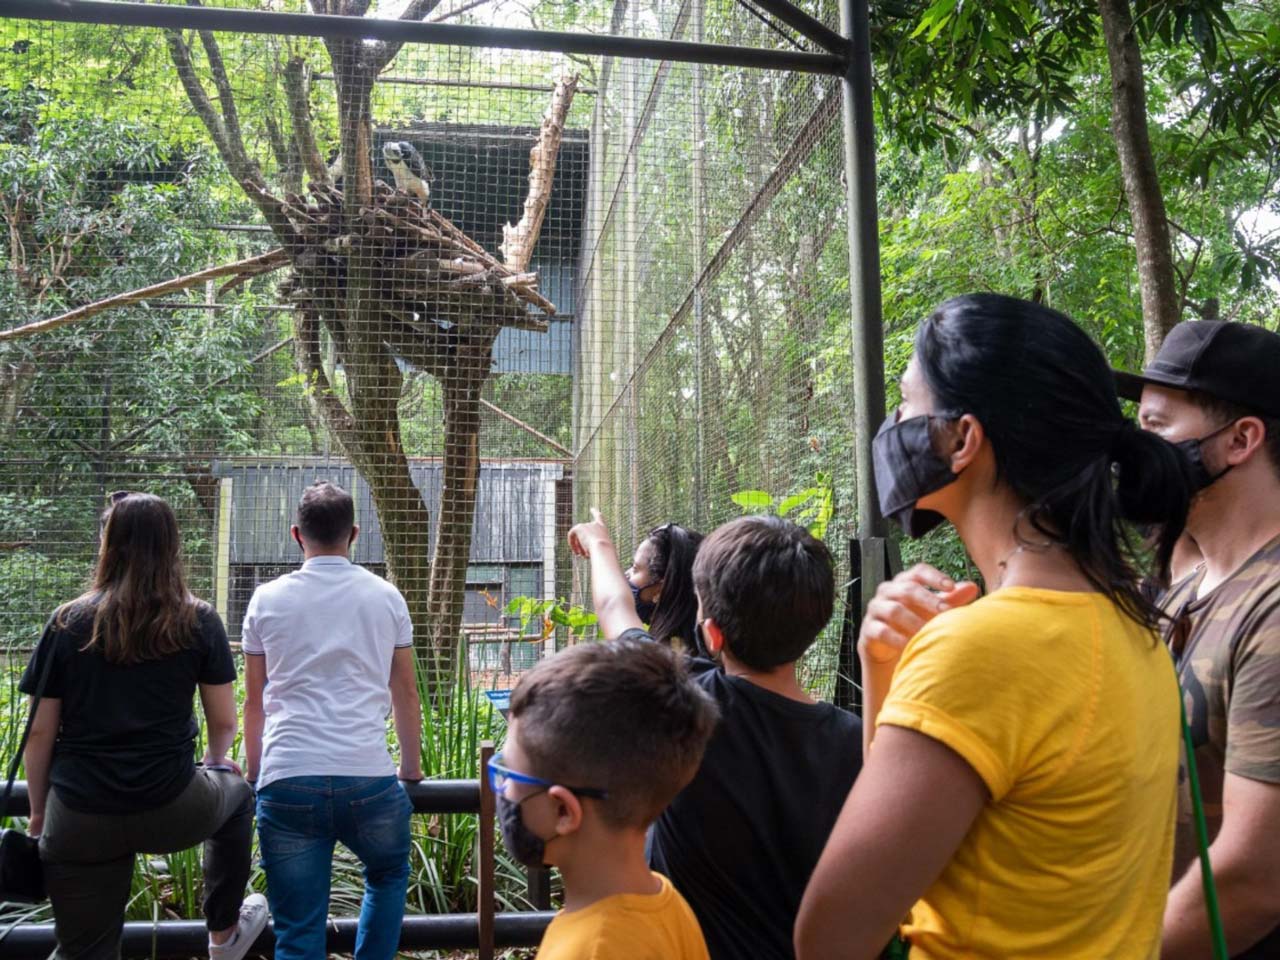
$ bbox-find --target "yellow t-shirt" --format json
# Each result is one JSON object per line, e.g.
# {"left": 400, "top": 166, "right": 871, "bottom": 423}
{"left": 535, "top": 872, "right": 710, "bottom": 960}
{"left": 877, "top": 587, "right": 1179, "bottom": 960}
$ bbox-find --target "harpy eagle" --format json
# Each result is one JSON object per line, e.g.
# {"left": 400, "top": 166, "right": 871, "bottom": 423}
{"left": 382, "top": 140, "right": 432, "bottom": 204}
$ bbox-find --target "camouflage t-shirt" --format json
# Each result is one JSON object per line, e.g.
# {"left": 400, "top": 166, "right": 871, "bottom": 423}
{"left": 1163, "top": 531, "right": 1280, "bottom": 959}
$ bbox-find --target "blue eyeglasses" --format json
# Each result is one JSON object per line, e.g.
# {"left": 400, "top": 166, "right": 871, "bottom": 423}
{"left": 486, "top": 753, "right": 608, "bottom": 800}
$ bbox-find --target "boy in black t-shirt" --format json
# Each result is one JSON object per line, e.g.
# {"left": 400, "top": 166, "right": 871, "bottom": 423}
{"left": 568, "top": 511, "right": 863, "bottom": 960}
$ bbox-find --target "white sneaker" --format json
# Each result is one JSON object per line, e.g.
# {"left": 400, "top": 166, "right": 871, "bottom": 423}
{"left": 208, "top": 893, "right": 270, "bottom": 960}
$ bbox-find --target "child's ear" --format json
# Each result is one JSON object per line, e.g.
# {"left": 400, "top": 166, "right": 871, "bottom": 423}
{"left": 547, "top": 785, "right": 585, "bottom": 837}
{"left": 702, "top": 618, "right": 726, "bottom": 656}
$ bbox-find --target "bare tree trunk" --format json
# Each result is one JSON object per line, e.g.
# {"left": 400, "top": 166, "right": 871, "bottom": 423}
{"left": 1098, "top": 0, "right": 1180, "bottom": 360}
{"left": 426, "top": 347, "right": 495, "bottom": 687}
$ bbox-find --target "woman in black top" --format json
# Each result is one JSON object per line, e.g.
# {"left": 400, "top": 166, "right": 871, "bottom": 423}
{"left": 21, "top": 493, "right": 267, "bottom": 960}
{"left": 624, "top": 521, "right": 704, "bottom": 655}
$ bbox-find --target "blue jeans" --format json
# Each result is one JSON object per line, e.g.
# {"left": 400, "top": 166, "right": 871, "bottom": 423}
{"left": 256, "top": 776, "right": 412, "bottom": 960}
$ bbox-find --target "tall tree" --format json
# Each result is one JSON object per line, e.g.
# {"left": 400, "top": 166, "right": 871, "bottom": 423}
{"left": 871, "top": 0, "right": 1268, "bottom": 358}
{"left": 1099, "top": 0, "right": 1180, "bottom": 356}
{"left": 159, "top": 2, "right": 576, "bottom": 690}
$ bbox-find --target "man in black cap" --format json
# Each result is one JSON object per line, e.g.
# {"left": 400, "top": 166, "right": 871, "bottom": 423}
{"left": 1118, "top": 320, "right": 1280, "bottom": 959}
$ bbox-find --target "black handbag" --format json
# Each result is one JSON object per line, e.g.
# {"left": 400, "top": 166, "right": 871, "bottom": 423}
{"left": 0, "top": 636, "right": 56, "bottom": 904}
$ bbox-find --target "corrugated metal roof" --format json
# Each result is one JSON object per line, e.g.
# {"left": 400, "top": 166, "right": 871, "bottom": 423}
{"left": 211, "top": 460, "right": 563, "bottom": 565}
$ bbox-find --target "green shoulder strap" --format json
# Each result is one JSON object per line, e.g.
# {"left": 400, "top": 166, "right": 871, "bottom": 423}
{"left": 1182, "top": 695, "right": 1229, "bottom": 960}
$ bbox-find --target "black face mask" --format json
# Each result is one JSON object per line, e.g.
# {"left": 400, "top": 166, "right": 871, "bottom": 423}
{"left": 1175, "top": 421, "right": 1236, "bottom": 492}
{"left": 496, "top": 792, "right": 550, "bottom": 868}
{"left": 872, "top": 413, "right": 961, "bottom": 538}
{"left": 629, "top": 579, "right": 659, "bottom": 624}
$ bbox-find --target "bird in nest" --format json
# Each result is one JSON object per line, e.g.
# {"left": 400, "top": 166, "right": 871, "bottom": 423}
{"left": 382, "top": 140, "right": 433, "bottom": 205}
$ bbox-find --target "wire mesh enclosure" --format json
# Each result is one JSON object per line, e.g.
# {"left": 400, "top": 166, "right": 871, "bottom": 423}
{"left": 0, "top": 0, "right": 876, "bottom": 708}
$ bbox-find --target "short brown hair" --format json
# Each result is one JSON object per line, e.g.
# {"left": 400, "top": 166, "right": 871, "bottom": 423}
{"left": 1186, "top": 390, "right": 1280, "bottom": 476}
{"left": 508, "top": 637, "right": 718, "bottom": 828}
{"left": 296, "top": 480, "right": 354, "bottom": 546}
{"left": 693, "top": 516, "right": 834, "bottom": 670}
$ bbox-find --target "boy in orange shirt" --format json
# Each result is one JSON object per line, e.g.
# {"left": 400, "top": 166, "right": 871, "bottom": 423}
{"left": 489, "top": 637, "right": 718, "bottom": 959}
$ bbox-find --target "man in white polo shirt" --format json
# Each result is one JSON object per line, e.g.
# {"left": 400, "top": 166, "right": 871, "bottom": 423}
{"left": 242, "top": 480, "right": 423, "bottom": 960}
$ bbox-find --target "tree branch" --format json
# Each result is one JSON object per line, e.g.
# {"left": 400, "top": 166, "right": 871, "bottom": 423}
{"left": 284, "top": 56, "right": 329, "bottom": 186}
{"left": 293, "top": 309, "right": 358, "bottom": 450}
{"left": 929, "top": 105, "right": 1018, "bottom": 178}
{"left": 429, "top": 0, "right": 492, "bottom": 23}
{"left": 367, "top": 0, "right": 445, "bottom": 74}
{"left": 264, "top": 114, "right": 303, "bottom": 196}
{"left": 197, "top": 29, "right": 247, "bottom": 154}
{"left": 0, "top": 250, "right": 288, "bottom": 342}
{"left": 502, "top": 73, "right": 580, "bottom": 273}
{"left": 165, "top": 28, "right": 299, "bottom": 246}
{"left": 480, "top": 397, "right": 571, "bottom": 457}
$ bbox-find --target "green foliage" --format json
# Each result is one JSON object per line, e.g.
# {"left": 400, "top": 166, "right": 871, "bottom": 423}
{"left": 505, "top": 595, "right": 597, "bottom": 641}
{"left": 731, "top": 471, "right": 835, "bottom": 541}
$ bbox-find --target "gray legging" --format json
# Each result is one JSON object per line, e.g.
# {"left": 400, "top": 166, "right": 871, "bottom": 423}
{"left": 39, "top": 768, "right": 254, "bottom": 960}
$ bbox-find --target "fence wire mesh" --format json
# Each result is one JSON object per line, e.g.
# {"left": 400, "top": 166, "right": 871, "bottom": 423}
{"left": 0, "top": 0, "right": 857, "bottom": 712}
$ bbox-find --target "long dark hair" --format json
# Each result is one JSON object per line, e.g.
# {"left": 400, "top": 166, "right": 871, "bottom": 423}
{"left": 59, "top": 493, "right": 201, "bottom": 663}
{"left": 916, "top": 294, "right": 1192, "bottom": 627}
{"left": 645, "top": 523, "right": 705, "bottom": 654}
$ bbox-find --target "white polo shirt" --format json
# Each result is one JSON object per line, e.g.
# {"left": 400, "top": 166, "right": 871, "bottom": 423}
{"left": 242, "top": 556, "right": 413, "bottom": 789}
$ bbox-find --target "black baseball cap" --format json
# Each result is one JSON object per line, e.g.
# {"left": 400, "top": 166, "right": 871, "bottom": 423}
{"left": 1114, "top": 320, "right": 1280, "bottom": 418}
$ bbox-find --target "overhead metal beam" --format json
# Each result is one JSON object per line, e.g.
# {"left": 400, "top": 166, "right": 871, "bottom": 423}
{"left": 745, "top": 0, "right": 849, "bottom": 57}
{"left": 4, "top": 0, "right": 846, "bottom": 75}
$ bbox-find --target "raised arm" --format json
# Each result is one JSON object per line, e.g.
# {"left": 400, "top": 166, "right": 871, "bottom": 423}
{"left": 22, "top": 697, "right": 60, "bottom": 837}
{"left": 568, "top": 509, "right": 643, "bottom": 640}
{"left": 390, "top": 646, "right": 424, "bottom": 782}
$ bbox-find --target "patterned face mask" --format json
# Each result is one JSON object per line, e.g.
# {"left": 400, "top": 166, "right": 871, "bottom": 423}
{"left": 872, "top": 412, "right": 961, "bottom": 538}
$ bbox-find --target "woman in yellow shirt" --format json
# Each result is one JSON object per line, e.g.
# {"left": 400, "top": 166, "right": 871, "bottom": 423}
{"left": 795, "top": 294, "right": 1193, "bottom": 960}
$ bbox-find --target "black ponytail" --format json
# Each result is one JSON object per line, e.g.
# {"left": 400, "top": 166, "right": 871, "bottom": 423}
{"left": 917, "top": 294, "right": 1193, "bottom": 628}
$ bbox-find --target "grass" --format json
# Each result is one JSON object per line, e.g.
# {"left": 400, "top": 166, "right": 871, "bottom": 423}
{"left": 0, "top": 640, "right": 550, "bottom": 953}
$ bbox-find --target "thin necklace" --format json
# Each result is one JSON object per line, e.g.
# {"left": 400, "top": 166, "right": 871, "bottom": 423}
{"left": 994, "top": 541, "right": 1065, "bottom": 589}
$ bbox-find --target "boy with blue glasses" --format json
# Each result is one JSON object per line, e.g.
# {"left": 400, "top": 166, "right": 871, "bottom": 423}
{"left": 490, "top": 637, "right": 718, "bottom": 959}
{"left": 569, "top": 510, "right": 862, "bottom": 960}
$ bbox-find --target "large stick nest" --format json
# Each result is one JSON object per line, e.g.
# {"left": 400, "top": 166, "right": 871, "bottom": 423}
{"left": 273, "top": 176, "right": 553, "bottom": 330}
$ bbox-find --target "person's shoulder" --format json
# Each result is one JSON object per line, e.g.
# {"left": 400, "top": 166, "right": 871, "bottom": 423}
{"left": 48, "top": 597, "right": 95, "bottom": 636}
{"left": 537, "top": 907, "right": 618, "bottom": 960}
{"left": 900, "top": 590, "right": 1074, "bottom": 679}
{"left": 249, "top": 568, "right": 301, "bottom": 600}
{"left": 539, "top": 884, "right": 705, "bottom": 960}
{"left": 1222, "top": 537, "right": 1280, "bottom": 610}
{"left": 364, "top": 570, "right": 411, "bottom": 614}
{"left": 815, "top": 698, "right": 863, "bottom": 738}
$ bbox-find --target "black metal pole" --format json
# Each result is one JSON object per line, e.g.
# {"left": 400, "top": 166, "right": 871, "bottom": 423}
{"left": 745, "top": 0, "right": 849, "bottom": 57}
{"left": 839, "top": 0, "right": 887, "bottom": 540}
{"left": 2, "top": 0, "right": 845, "bottom": 75}
{"left": 839, "top": 0, "right": 891, "bottom": 700}
{"left": 0, "top": 779, "right": 481, "bottom": 817}
{"left": 0, "top": 913, "right": 557, "bottom": 960}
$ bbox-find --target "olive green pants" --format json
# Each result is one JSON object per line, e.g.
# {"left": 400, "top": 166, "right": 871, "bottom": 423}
{"left": 39, "top": 769, "right": 254, "bottom": 960}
